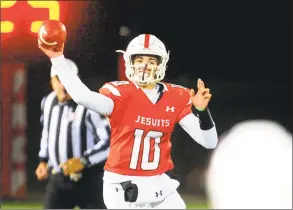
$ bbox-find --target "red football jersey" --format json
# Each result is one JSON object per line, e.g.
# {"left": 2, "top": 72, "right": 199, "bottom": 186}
{"left": 99, "top": 81, "right": 192, "bottom": 176}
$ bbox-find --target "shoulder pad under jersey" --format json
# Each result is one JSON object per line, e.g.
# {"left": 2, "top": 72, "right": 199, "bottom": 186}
{"left": 166, "top": 83, "right": 191, "bottom": 105}
{"left": 100, "top": 80, "right": 132, "bottom": 98}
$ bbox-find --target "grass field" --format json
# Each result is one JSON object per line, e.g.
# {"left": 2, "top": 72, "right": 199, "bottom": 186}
{"left": 1, "top": 202, "right": 207, "bottom": 209}
{"left": 1, "top": 196, "right": 208, "bottom": 209}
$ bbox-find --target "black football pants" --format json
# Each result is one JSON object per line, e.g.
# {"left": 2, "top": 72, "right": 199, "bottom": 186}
{"left": 44, "top": 164, "right": 106, "bottom": 209}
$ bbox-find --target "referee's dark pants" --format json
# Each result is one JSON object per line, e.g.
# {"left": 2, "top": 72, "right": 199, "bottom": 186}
{"left": 44, "top": 162, "right": 106, "bottom": 209}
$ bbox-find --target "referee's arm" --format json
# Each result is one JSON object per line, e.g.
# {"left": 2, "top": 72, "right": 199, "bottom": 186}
{"left": 38, "top": 96, "right": 49, "bottom": 163}
{"left": 81, "top": 110, "right": 110, "bottom": 167}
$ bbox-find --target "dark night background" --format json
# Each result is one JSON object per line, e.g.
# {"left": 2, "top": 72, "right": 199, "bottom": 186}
{"left": 1, "top": 0, "right": 291, "bottom": 197}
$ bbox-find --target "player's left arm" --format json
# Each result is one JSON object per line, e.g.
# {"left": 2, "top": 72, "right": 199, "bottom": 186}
{"left": 178, "top": 79, "right": 218, "bottom": 149}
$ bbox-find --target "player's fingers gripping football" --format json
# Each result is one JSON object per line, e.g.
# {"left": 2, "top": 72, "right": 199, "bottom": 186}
{"left": 37, "top": 20, "right": 66, "bottom": 58}
{"left": 38, "top": 42, "right": 64, "bottom": 58}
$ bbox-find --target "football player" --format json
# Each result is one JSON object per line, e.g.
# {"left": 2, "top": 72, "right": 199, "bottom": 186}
{"left": 39, "top": 34, "right": 218, "bottom": 209}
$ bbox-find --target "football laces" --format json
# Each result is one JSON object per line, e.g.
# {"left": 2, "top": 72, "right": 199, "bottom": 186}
{"left": 38, "top": 25, "right": 58, "bottom": 46}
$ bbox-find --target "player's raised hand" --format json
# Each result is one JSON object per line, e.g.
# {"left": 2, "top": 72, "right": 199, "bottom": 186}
{"left": 38, "top": 43, "right": 64, "bottom": 58}
{"left": 37, "top": 20, "right": 66, "bottom": 58}
{"left": 190, "top": 78, "right": 212, "bottom": 111}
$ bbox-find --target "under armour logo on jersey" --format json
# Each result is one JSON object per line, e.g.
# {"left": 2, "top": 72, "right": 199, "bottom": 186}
{"left": 155, "top": 190, "right": 163, "bottom": 198}
{"left": 166, "top": 106, "right": 175, "bottom": 112}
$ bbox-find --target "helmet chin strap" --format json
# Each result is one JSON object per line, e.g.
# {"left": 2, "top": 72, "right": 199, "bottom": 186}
{"left": 138, "top": 82, "right": 153, "bottom": 88}
{"left": 137, "top": 77, "right": 156, "bottom": 87}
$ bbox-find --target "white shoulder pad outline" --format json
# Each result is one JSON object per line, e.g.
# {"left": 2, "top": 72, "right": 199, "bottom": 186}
{"left": 169, "top": 83, "right": 191, "bottom": 105}
{"left": 170, "top": 83, "right": 188, "bottom": 90}
{"left": 186, "top": 98, "right": 192, "bottom": 105}
{"left": 110, "top": 81, "right": 130, "bottom": 86}
{"left": 101, "top": 83, "right": 121, "bottom": 97}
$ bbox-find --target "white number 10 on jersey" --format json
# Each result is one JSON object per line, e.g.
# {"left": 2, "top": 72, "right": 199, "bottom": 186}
{"left": 130, "top": 129, "right": 163, "bottom": 170}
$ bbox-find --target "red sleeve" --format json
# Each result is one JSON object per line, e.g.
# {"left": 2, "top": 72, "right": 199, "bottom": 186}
{"left": 177, "top": 88, "right": 193, "bottom": 122}
{"left": 99, "top": 81, "right": 131, "bottom": 117}
{"left": 99, "top": 82, "right": 123, "bottom": 105}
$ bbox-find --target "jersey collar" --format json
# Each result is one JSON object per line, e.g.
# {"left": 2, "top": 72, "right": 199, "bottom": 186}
{"left": 131, "top": 80, "right": 169, "bottom": 92}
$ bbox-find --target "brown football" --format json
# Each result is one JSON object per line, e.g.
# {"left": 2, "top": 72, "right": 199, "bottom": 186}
{"left": 38, "top": 20, "right": 67, "bottom": 52}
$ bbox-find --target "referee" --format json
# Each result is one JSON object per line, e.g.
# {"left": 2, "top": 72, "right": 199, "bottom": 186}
{"left": 35, "top": 59, "right": 110, "bottom": 209}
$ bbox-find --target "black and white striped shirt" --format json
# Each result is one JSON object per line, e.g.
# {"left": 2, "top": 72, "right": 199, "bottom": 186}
{"left": 38, "top": 92, "right": 110, "bottom": 172}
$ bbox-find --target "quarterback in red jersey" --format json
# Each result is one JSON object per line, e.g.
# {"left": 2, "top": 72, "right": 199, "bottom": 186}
{"left": 99, "top": 80, "right": 192, "bottom": 176}
{"left": 39, "top": 33, "right": 218, "bottom": 209}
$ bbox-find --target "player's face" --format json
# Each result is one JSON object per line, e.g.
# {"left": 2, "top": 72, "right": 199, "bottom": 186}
{"left": 51, "top": 76, "right": 72, "bottom": 102}
{"left": 132, "top": 55, "right": 159, "bottom": 86}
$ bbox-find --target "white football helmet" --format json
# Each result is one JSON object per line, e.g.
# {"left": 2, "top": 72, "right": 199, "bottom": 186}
{"left": 117, "top": 34, "right": 170, "bottom": 86}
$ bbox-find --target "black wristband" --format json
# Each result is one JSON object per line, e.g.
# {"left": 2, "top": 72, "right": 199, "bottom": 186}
{"left": 192, "top": 107, "right": 214, "bottom": 130}
{"left": 39, "top": 157, "right": 48, "bottom": 163}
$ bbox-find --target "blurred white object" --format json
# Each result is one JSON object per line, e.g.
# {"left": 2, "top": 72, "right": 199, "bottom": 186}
{"left": 119, "top": 26, "right": 131, "bottom": 37}
{"left": 70, "top": 173, "right": 82, "bottom": 182}
{"left": 206, "top": 120, "right": 292, "bottom": 209}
